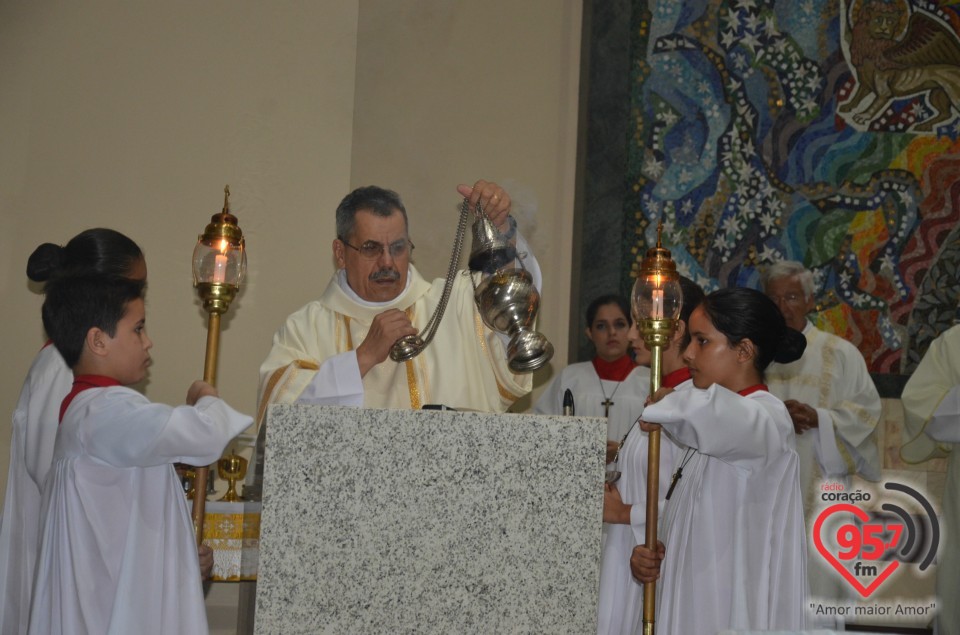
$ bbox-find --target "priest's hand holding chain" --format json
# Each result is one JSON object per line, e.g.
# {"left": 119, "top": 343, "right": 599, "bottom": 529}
{"left": 356, "top": 309, "right": 418, "bottom": 377}
{"left": 198, "top": 543, "right": 214, "bottom": 580}
{"left": 457, "top": 180, "right": 512, "bottom": 234}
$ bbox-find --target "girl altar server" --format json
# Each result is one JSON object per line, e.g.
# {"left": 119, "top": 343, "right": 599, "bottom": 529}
{"left": 631, "top": 287, "right": 808, "bottom": 633}
{"left": 534, "top": 294, "right": 648, "bottom": 444}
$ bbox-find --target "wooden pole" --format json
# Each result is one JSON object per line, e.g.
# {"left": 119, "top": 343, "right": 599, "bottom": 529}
{"left": 642, "top": 337, "right": 664, "bottom": 635}
{"left": 192, "top": 311, "right": 221, "bottom": 546}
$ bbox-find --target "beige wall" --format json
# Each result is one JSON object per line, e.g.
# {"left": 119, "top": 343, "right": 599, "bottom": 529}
{"left": 0, "top": 1, "right": 581, "bottom": 630}
{"left": 350, "top": 0, "right": 581, "bottom": 405}
{"left": 0, "top": 0, "right": 361, "bottom": 476}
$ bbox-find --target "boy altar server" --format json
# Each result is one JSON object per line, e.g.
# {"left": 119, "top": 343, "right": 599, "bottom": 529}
{"left": 28, "top": 274, "right": 252, "bottom": 635}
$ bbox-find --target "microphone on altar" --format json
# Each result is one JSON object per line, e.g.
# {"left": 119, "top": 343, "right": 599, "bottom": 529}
{"left": 563, "top": 389, "right": 575, "bottom": 416}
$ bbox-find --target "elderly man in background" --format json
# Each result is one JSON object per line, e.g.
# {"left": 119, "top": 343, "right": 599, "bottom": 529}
{"left": 762, "top": 260, "right": 882, "bottom": 614}
{"left": 257, "top": 179, "right": 538, "bottom": 421}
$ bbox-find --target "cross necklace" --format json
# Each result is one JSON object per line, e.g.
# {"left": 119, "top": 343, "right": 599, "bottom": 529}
{"left": 596, "top": 372, "right": 624, "bottom": 417}
{"left": 665, "top": 447, "right": 697, "bottom": 500}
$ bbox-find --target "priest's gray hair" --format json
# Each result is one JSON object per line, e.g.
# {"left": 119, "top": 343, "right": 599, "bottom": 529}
{"left": 761, "top": 260, "right": 815, "bottom": 298}
{"left": 335, "top": 185, "right": 409, "bottom": 240}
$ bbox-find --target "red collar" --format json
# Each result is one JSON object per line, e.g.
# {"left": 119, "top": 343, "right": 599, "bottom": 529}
{"left": 60, "top": 375, "right": 122, "bottom": 423}
{"left": 592, "top": 355, "right": 637, "bottom": 382}
{"left": 662, "top": 367, "right": 692, "bottom": 389}
{"left": 737, "top": 384, "right": 768, "bottom": 397}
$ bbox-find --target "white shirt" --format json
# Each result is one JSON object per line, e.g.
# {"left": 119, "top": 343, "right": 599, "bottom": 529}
{"left": 765, "top": 321, "right": 882, "bottom": 612}
{"left": 765, "top": 321, "right": 882, "bottom": 500}
{"left": 0, "top": 345, "right": 72, "bottom": 635}
{"left": 28, "top": 386, "right": 252, "bottom": 635}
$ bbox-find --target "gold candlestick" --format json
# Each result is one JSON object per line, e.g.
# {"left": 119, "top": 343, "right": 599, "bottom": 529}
{"left": 190, "top": 185, "right": 247, "bottom": 546}
{"left": 633, "top": 221, "right": 682, "bottom": 635}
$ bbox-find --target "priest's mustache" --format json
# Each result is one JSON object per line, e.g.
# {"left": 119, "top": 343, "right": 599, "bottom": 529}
{"left": 370, "top": 268, "right": 400, "bottom": 282}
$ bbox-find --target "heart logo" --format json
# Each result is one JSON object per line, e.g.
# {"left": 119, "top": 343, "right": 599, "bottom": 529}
{"left": 813, "top": 503, "right": 900, "bottom": 598}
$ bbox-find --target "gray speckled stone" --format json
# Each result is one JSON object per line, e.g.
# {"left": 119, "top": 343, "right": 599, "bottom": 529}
{"left": 254, "top": 404, "right": 606, "bottom": 635}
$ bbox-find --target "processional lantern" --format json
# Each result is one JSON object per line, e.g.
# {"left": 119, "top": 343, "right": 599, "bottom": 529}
{"left": 190, "top": 185, "right": 247, "bottom": 546}
{"left": 632, "top": 221, "right": 681, "bottom": 635}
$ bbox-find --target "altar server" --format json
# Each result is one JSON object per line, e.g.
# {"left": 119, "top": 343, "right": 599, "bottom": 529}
{"left": 631, "top": 288, "right": 808, "bottom": 633}
{"left": 534, "top": 294, "right": 649, "bottom": 446}
{"left": 596, "top": 278, "right": 702, "bottom": 635}
{"left": 27, "top": 273, "right": 251, "bottom": 635}
{"left": 0, "top": 229, "right": 144, "bottom": 635}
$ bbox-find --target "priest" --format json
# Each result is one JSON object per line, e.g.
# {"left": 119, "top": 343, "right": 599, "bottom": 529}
{"left": 761, "top": 260, "right": 881, "bottom": 613}
{"left": 257, "top": 180, "right": 538, "bottom": 421}
{"left": 901, "top": 324, "right": 960, "bottom": 635}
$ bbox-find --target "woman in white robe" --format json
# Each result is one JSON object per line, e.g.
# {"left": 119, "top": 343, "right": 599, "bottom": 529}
{"left": 534, "top": 294, "right": 647, "bottom": 443}
{"left": 631, "top": 287, "right": 808, "bottom": 633}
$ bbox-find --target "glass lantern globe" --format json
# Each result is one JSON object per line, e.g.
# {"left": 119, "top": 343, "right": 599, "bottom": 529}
{"left": 192, "top": 235, "right": 246, "bottom": 288}
{"left": 192, "top": 187, "right": 246, "bottom": 314}
{"left": 632, "top": 244, "right": 682, "bottom": 323}
{"left": 632, "top": 269, "right": 682, "bottom": 322}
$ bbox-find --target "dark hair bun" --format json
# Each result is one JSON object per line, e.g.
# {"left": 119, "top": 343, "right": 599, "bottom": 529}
{"left": 26, "top": 243, "right": 65, "bottom": 282}
{"left": 774, "top": 327, "right": 807, "bottom": 364}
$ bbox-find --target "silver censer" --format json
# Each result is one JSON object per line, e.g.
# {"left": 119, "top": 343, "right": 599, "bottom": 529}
{"left": 389, "top": 198, "right": 553, "bottom": 373}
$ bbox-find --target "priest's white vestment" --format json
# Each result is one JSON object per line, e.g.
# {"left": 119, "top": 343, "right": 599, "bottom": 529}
{"left": 533, "top": 362, "right": 651, "bottom": 443}
{"left": 0, "top": 345, "right": 71, "bottom": 635}
{"left": 765, "top": 321, "right": 881, "bottom": 605}
{"left": 259, "top": 263, "right": 534, "bottom": 418}
{"left": 27, "top": 387, "right": 252, "bottom": 635}
{"left": 645, "top": 384, "right": 807, "bottom": 633}
{"left": 901, "top": 323, "right": 960, "bottom": 635}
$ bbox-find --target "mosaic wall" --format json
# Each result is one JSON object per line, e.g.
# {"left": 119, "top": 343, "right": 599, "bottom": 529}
{"left": 623, "top": 0, "right": 960, "bottom": 372}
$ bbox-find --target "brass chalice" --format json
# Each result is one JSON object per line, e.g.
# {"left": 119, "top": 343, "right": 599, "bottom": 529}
{"left": 217, "top": 453, "right": 248, "bottom": 502}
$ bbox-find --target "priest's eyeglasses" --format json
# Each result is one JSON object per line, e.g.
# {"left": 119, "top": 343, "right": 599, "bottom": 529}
{"left": 339, "top": 237, "right": 415, "bottom": 260}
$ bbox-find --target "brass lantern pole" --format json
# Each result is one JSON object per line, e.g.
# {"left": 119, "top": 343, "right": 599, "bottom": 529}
{"left": 633, "top": 221, "right": 682, "bottom": 635}
{"left": 191, "top": 185, "right": 247, "bottom": 546}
